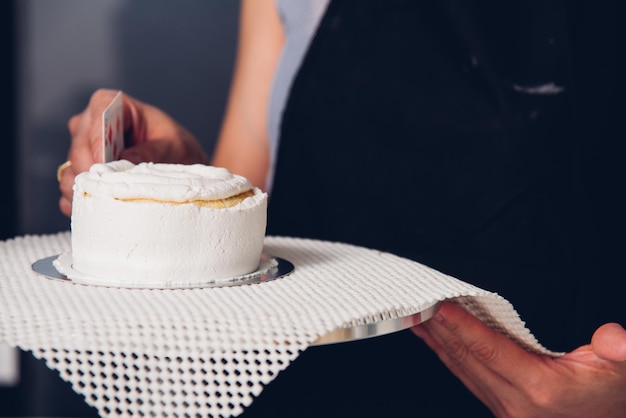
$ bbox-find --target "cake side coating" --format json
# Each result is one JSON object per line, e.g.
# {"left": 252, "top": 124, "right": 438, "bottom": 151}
{"left": 70, "top": 161, "right": 268, "bottom": 286}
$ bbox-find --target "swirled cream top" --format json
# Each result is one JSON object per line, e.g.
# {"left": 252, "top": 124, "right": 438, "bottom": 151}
{"left": 74, "top": 160, "right": 255, "bottom": 203}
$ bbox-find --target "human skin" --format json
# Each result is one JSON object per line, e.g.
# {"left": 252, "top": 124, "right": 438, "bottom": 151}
{"left": 412, "top": 302, "right": 626, "bottom": 417}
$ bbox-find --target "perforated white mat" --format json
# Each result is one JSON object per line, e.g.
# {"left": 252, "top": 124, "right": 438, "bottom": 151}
{"left": 0, "top": 232, "right": 554, "bottom": 417}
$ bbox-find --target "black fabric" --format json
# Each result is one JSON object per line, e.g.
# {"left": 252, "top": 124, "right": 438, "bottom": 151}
{"left": 271, "top": 0, "right": 584, "bottom": 347}
{"left": 244, "top": 1, "right": 625, "bottom": 417}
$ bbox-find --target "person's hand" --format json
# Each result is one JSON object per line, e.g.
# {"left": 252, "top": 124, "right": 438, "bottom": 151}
{"left": 59, "top": 89, "right": 210, "bottom": 216}
{"left": 412, "top": 301, "right": 626, "bottom": 418}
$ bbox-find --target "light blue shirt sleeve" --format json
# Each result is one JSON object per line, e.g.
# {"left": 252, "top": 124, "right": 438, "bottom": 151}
{"left": 266, "top": 0, "right": 329, "bottom": 191}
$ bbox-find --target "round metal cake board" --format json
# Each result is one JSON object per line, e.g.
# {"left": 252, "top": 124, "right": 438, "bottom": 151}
{"left": 311, "top": 302, "right": 440, "bottom": 346}
{"left": 32, "top": 253, "right": 293, "bottom": 289}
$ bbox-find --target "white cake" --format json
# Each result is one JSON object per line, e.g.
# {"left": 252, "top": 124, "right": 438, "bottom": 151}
{"left": 68, "top": 160, "right": 268, "bottom": 287}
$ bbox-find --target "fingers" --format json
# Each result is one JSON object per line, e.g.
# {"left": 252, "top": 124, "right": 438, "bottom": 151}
{"left": 119, "top": 139, "right": 171, "bottom": 164}
{"left": 61, "top": 89, "right": 127, "bottom": 216}
{"left": 58, "top": 162, "right": 77, "bottom": 217}
{"left": 411, "top": 302, "right": 553, "bottom": 416}
{"left": 413, "top": 303, "right": 626, "bottom": 417}
{"left": 67, "top": 113, "right": 98, "bottom": 172}
{"left": 59, "top": 194, "right": 72, "bottom": 217}
{"left": 411, "top": 319, "right": 505, "bottom": 410}
{"left": 413, "top": 301, "right": 541, "bottom": 389}
{"left": 68, "top": 89, "right": 123, "bottom": 168}
{"left": 592, "top": 323, "right": 626, "bottom": 362}
{"left": 60, "top": 88, "right": 209, "bottom": 217}
{"left": 61, "top": 107, "right": 98, "bottom": 217}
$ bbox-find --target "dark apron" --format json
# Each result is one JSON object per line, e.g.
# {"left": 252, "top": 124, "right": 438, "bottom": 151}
{"left": 245, "top": 1, "right": 618, "bottom": 416}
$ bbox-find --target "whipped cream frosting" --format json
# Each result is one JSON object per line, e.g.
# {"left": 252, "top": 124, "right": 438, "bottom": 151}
{"left": 70, "top": 161, "right": 268, "bottom": 286}
{"left": 74, "top": 160, "right": 255, "bottom": 202}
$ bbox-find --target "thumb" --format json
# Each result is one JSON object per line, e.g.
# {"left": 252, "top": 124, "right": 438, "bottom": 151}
{"left": 119, "top": 140, "right": 172, "bottom": 164}
{"left": 591, "top": 323, "right": 626, "bottom": 361}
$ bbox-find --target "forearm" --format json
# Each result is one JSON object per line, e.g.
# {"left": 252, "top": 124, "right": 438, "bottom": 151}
{"left": 211, "top": 0, "right": 284, "bottom": 190}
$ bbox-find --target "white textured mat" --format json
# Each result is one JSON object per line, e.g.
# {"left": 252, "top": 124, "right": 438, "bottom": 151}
{"left": 0, "top": 232, "right": 553, "bottom": 417}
